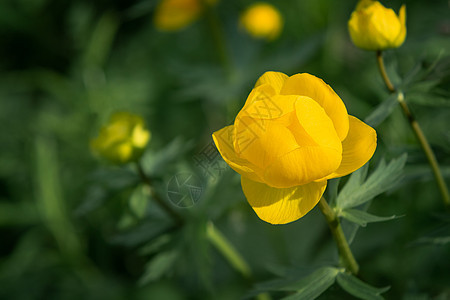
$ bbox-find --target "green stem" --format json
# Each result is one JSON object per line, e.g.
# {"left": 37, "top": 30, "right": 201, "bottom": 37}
{"left": 206, "top": 222, "right": 271, "bottom": 300}
{"left": 318, "top": 197, "right": 359, "bottom": 275}
{"left": 375, "top": 51, "right": 450, "bottom": 207}
{"left": 376, "top": 50, "right": 395, "bottom": 93}
{"left": 135, "top": 162, "right": 268, "bottom": 298}
{"left": 206, "top": 221, "right": 252, "bottom": 279}
{"left": 135, "top": 161, "right": 184, "bottom": 226}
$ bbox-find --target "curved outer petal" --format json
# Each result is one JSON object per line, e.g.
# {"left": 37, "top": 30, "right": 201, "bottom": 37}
{"left": 393, "top": 4, "right": 406, "bottom": 47}
{"left": 324, "top": 116, "right": 377, "bottom": 180}
{"left": 348, "top": 1, "right": 405, "bottom": 50}
{"left": 241, "top": 83, "right": 277, "bottom": 111}
{"left": 241, "top": 176, "right": 327, "bottom": 224}
{"left": 262, "top": 97, "right": 342, "bottom": 188}
{"left": 212, "top": 125, "right": 263, "bottom": 182}
{"left": 280, "top": 73, "right": 349, "bottom": 141}
{"left": 371, "top": 4, "right": 402, "bottom": 48}
{"left": 254, "top": 71, "right": 288, "bottom": 94}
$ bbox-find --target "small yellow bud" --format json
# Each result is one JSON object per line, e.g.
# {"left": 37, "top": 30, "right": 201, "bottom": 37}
{"left": 240, "top": 2, "right": 283, "bottom": 41}
{"left": 348, "top": 0, "right": 406, "bottom": 51}
{"left": 91, "top": 112, "right": 151, "bottom": 164}
{"left": 154, "top": 0, "right": 217, "bottom": 31}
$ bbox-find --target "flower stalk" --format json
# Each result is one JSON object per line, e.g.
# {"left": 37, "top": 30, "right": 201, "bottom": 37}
{"left": 135, "top": 161, "right": 263, "bottom": 288}
{"left": 318, "top": 197, "right": 359, "bottom": 275}
{"left": 375, "top": 51, "right": 450, "bottom": 207}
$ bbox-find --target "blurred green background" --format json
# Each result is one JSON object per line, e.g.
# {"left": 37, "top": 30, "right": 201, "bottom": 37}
{"left": 0, "top": 0, "right": 449, "bottom": 299}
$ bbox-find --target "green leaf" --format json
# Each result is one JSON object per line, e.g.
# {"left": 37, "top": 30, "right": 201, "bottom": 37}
{"left": 138, "top": 250, "right": 178, "bottom": 286}
{"left": 336, "top": 154, "right": 407, "bottom": 210}
{"left": 365, "top": 94, "right": 398, "bottom": 127}
{"left": 336, "top": 272, "right": 390, "bottom": 300}
{"left": 129, "top": 184, "right": 149, "bottom": 219}
{"left": 326, "top": 178, "right": 340, "bottom": 206}
{"left": 280, "top": 267, "right": 340, "bottom": 300}
{"left": 339, "top": 209, "right": 400, "bottom": 227}
{"left": 334, "top": 164, "right": 368, "bottom": 208}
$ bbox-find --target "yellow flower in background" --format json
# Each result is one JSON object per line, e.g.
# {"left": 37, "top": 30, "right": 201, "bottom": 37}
{"left": 240, "top": 2, "right": 283, "bottom": 40}
{"left": 154, "top": 0, "right": 217, "bottom": 31}
{"left": 91, "top": 112, "right": 151, "bottom": 164}
{"left": 348, "top": 0, "right": 406, "bottom": 51}
{"left": 212, "top": 72, "right": 377, "bottom": 224}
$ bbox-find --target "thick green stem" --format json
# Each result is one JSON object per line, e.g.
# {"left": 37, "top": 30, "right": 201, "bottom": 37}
{"left": 318, "top": 198, "right": 359, "bottom": 275}
{"left": 375, "top": 51, "right": 450, "bottom": 207}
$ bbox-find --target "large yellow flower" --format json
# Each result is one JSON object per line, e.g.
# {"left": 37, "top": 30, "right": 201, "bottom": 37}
{"left": 240, "top": 2, "right": 283, "bottom": 40}
{"left": 348, "top": 0, "right": 406, "bottom": 51}
{"left": 212, "top": 72, "right": 377, "bottom": 224}
{"left": 91, "top": 112, "right": 151, "bottom": 164}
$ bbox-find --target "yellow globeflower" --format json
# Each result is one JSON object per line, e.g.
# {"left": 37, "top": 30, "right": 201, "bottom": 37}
{"left": 348, "top": 0, "right": 406, "bottom": 50}
{"left": 240, "top": 2, "right": 283, "bottom": 40}
{"left": 154, "top": 0, "right": 217, "bottom": 31}
{"left": 91, "top": 112, "right": 151, "bottom": 164}
{"left": 212, "top": 72, "right": 377, "bottom": 224}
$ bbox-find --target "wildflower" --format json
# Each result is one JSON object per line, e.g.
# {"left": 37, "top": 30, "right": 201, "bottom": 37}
{"left": 91, "top": 112, "right": 150, "bottom": 164}
{"left": 154, "top": 0, "right": 217, "bottom": 31}
{"left": 240, "top": 2, "right": 283, "bottom": 40}
{"left": 212, "top": 72, "right": 377, "bottom": 224}
{"left": 348, "top": 0, "right": 406, "bottom": 50}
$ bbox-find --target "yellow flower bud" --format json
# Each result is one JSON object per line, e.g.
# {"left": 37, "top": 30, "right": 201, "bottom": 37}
{"left": 91, "top": 112, "right": 151, "bottom": 164}
{"left": 348, "top": 0, "right": 406, "bottom": 51}
{"left": 154, "top": 0, "right": 217, "bottom": 31}
{"left": 212, "top": 72, "right": 377, "bottom": 224}
{"left": 240, "top": 2, "right": 283, "bottom": 41}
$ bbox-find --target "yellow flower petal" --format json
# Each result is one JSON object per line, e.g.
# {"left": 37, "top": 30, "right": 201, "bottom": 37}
{"left": 261, "top": 96, "right": 342, "bottom": 187}
{"left": 294, "top": 97, "right": 342, "bottom": 152}
{"left": 241, "top": 176, "right": 327, "bottom": 224}
{"left": 212, "top": 125, "right": 263, "bottom": 182}
{"left": 325, "top": 116, "right": 377, "bottom": 179}
{"left": 233, "top": 116, "right": 299, "bottom": 173}
{"left": 280, "top": 73, "right": 349, "bottom": 141}
{"left": 348, "top": 1, "right": 406, "bottom": 50}
{"left": 393, "top": 4, "right": 406, "bottom": 47}
{"left": 254, "top": 71, "right": 288, "bottom": 94}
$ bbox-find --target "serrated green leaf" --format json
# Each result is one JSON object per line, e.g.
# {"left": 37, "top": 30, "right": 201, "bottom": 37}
{"left": 334, "top": 164, "right": 368, "bottom": 208}
{"left": 365, "top": 94, "right": 398, "bottom": 127}
{"left": 138, "top": 250, "right": 178, "bottom": 286}
{"left": 280, "top": 267, "right": 339, "bottom": 300}
{"left": 336, "top": 154, "right": 407, "bottom": 210}
{"left": 336, "top": 272, "right": 390, "bottom": 300}
{"left": 339, "top": 209, "right": 399, "bottom": 227}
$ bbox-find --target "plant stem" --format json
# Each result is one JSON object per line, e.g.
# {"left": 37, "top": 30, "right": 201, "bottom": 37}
{"left": 135, "top": 162, "right": 184, "bottom": 226}
{"left": 375, "top": 50, "right": 395, "bottom": 93}
{"left": 206, "top": 221, "right": 252, "bottom": 279}
{"left": 206, "top": 222, "right": 271, "bottom": 300}
{"left": 135, "top": 162, "right": 265, "bottom": 296}
{"left": 318, "top": 197, "right": 359, "bottom": 275}
{"left": 375, "top": 51, "right": 450, "bottom": 207}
